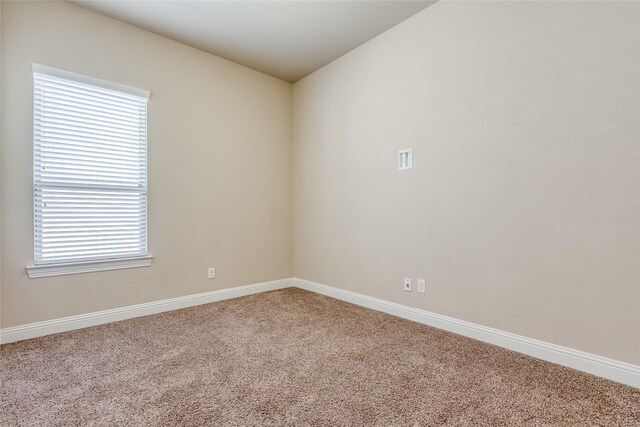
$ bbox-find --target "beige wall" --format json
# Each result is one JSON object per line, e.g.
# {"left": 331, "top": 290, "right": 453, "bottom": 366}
{"left": 0, "top": 2, "right": 3, "bottom": 329}
{"left": 1, "top": 1, "right": 293, "bottom": 327}
{"left": 293, "top": 1, "right": 640, "bottom": 364}
{"left": 2, "top": 0, "right": 638, "bottom": 366}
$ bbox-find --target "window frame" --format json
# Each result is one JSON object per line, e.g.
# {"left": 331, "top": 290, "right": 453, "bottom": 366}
{"left": 26, "top": 64, "right": 153, "bottom": 278}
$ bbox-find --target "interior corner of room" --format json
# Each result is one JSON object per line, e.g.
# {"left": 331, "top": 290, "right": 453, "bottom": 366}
{"left": 0, "top": 0, "right": 639, "bottom": 424}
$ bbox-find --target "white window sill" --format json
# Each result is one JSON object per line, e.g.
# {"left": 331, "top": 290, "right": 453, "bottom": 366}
{"left": 26, "top": 256, "right": 153, "bottom": 279}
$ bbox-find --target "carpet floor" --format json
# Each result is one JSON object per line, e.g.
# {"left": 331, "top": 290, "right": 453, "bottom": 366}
{"left": 0, "top": 288, "right": 638, "bottom": 426}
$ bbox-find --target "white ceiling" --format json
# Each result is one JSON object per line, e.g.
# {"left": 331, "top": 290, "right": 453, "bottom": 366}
{"left": 73, "top": 1, "right": 435, "bottom": 82}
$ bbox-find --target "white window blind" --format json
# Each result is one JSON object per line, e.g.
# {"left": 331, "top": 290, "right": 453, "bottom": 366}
{"left": 33, "top": 65, "right": 150, "bottom": 266}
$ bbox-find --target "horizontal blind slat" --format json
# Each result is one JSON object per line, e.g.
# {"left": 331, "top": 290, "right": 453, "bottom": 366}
{"left": 37, "top": 241, "right": 144, "bottom": 250}
{"left": 38, "top": 170, "right": 144, "bottom": 184}
{"left": 39, "top": 233, "right": 144, "bottom": 242}
{"left": 36, "top": 205, "right": 144, "bottom": 211}
{"left": 36, "top": 114, "right": 142, "bottom": 137}
{"left": 35, "top": 183, "right": 145, "bottom": 193}
{"left": 38, "top": 127, "right": 145, "bottom": 147}
{"left": 35, "top": 99, "right": 143, "bottom": 122}
{"left": 36, "top": 196, "right": 145, "bottom": 204}
{"left": 38, "top": 163, "right": 144, "bottom": 177}
{"left": 34, "top": 90, "right": 143, "bottom": 120}
{"left": 38, "top": 249, "right": 146, "bottom": 262}
{"left": 35, "top": 95, "right": 144, "bottom": 121}
{"left": 36, "top": 119, "right": 144, "bottom": 141}
{"left": 35, "top": 225, "right": 146, "bottom": 232}
{"left": 36, "top": 76, "right": 145, "bottom": 105}
{"left": 36, "top": 159, "right": 143, "bottom": 175}
{"left": 36, "top": 139, "right": 145, "bottom": 159}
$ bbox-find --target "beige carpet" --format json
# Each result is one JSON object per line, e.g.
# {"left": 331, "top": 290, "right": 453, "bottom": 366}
{"left": 1, "top": 288, "right": 638, "bottom": 426}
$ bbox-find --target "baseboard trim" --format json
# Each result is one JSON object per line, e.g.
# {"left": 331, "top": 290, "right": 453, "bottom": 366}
{"left": 0, "top": 278, "right": 293, "bottom": 345}
{"left": 3, "top": 276, "right": 637, "bottom": 388}
{"left": 293, "top": 277, "right": 640, "bottom": 389}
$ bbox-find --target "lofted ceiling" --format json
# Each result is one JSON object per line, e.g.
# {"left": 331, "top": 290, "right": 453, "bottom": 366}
{"left": 72, "top": 1, "right": 436, "bottom": 82}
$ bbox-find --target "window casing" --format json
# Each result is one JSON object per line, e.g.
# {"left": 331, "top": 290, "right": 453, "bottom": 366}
{"left": 29, "top": 65, "right": 151, "bottom": 276}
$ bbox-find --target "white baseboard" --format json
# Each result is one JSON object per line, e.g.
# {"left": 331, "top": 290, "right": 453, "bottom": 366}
{"left": 293, "top": 278, "right": 640, "bottom": 389}
{"left": 0, "top": 278, "right": 293, "bottom": 345}
{"left": 2, "top": 276, "right": 637, "bottom": 388}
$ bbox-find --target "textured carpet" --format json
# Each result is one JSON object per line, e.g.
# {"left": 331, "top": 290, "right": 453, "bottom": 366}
{"left": 1, "top": 288, "right": 638, "bottom": 426}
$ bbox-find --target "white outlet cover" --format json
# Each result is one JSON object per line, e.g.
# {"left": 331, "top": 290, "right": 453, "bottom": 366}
{"left": 398, "top": 149, "right": 412, "bottom": 170}
{"left": 404, "top": 278, "right": 412, "bottom": 292}
{"left": 417, "top": 279, "right": 426, "bottom": 293}
{"left": 208, "top": 267, "right": 216, "bottom": 279}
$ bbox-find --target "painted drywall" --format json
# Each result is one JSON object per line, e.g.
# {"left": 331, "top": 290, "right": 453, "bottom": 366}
{"left": 1, "top": 1, "right": 292, "bottom": 327}
{"left": 2, "top": 0, "right": 638, "bottom": 369}
{"left": 0, "top": 3, "right": 3, "bottom": 329}
{"left": 293, "top": 1, "right": 640, "bottom": 364}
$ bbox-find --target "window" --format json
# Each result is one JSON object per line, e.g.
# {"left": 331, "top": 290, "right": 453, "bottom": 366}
{"left": 27, "top": 65, "right": 152, "bottom": 278}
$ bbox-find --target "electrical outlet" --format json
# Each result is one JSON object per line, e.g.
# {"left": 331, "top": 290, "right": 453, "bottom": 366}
{"left": 404, "top": 278, "right": 412, "bottom": 292}
{"left": 207, "top": 267, "right": 216, "bottom": 279}
{"left": 398, "top": 149, "right": 413, "bottom": 170}
{"left": 417, "top": 279, "right": 426, "bottom": 293}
